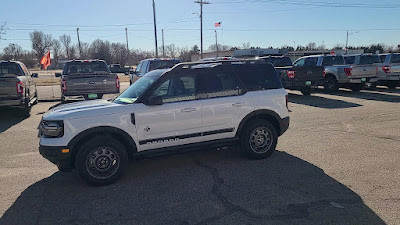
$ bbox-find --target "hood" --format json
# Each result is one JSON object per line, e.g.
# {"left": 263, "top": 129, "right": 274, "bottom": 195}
{"left": 43, "top": 100, "right": 127, "bottom": 120}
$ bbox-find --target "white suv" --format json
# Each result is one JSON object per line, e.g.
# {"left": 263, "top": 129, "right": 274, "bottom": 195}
{"left": 39, "top": 60, "right": 290, "bottom": 185}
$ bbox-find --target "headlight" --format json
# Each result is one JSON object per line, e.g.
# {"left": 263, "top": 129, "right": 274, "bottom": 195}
{"left": 39, "top": 120, "right": 64, "bottom": 138}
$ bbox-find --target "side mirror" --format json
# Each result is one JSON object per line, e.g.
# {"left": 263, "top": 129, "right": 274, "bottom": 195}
{"left": 55, "top": 73, "right": 61, "bottom": 77}
{"left": 145, "top": 96, "right": 163, "bottom": 106}
{"left": 32, "top": 73, "right": 38, "bottom": 78}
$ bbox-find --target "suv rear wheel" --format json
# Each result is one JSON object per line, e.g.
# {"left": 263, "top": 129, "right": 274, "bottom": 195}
{"left": 76, "top": 136, "right": 128, "bottom": 186}
{"left": 240, "top": 119, "right": 278, "bottom": 159}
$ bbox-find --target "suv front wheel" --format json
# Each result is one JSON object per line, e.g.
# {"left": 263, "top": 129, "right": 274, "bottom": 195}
{"left": 240, "top": 120, "right": 278, "bottom": 159}
{"left": 76, "top": 136, "right": 128, "bottom": 186}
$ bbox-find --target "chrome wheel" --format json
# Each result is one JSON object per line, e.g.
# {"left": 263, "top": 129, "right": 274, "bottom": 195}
{"left": 86, "top": 147, "right": 120, "bottom": 180}
{"left": 249, "top": 127, "right": 273, "bottom": 153}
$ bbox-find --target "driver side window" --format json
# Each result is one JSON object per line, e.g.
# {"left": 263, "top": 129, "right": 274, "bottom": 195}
{"left": 293, "top": 58, "right": 306, "bottom": 67}
{"left": 150, "top": 75, "right": 196, "bottom": 103}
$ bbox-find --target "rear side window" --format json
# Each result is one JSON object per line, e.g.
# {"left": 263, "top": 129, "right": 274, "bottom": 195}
{"left": 234, "top": 64, "right": 282, "bottom": 91}
{"left": 322, "top": 56, "right": 345, "bottom": 66}
{"left": 359, "top": 55, "right": 379, "bottom": 65}
{"left": 344, "top": 56, "right": 355, "bottom": 64}
{"left": 63, "top": 61, "right": 109, "bottom": 75}
{"left": 304, "top": 57, "right": 318, "bottom": 67}
{"left": 263, "top": 57, "right": 292, "bottom": 67}
{"left": 149, "top": 60, "right": 180, "bottom": 71}
{"left": 379, "top": 55, "right": 387, "bottom": 63}
{"left": 373, "top": 55, "right": 381, "bottom": 63}
{"left": 391, "top": 54, "right": 400, "bottom": 63}
{"left": 197, "top": 72, "right": 242, "bottom": 98}
{"left": 0, "top": 62, "right": 23, "bottom": 76}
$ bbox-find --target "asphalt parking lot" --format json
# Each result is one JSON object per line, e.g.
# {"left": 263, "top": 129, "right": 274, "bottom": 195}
{"left": 0, "top": 87, "right": 399, "bottom": 225}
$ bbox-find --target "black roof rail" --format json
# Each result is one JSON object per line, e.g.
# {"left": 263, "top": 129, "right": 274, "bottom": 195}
{"left": 171, "top": 59, "right": 268, "bottom": 71}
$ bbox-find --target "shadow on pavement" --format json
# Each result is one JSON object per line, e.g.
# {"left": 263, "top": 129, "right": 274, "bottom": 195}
{"left": 288, "top": 93, "right": 362, "bottom": 109}
{"left": 0, "top": 108, "right": 26, "bottom": 133}
{"left": 330, "top": 89, "right": 400, "bottom": 103}
{"left": 373, "top": 86, "right": 400, "bottom": 94}
{"left": 0, "top": 149, "right": 385, "bottom": 225}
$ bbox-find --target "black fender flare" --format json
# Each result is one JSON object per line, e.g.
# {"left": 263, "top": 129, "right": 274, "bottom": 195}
{"left": 68, "top": 126, "right": 137, "bottom": 161}
{"left": 236, "top": 109, "right": 283, "bottom": 137}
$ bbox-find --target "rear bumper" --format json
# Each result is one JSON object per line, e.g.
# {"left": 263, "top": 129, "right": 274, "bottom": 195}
{"left": 347, "top": 77, "right": 378, "bottom": 84}
{"left": 39, "top": 145, "right": 72, "bottom": 169}
{"left": 0, "top": 97, "right": 24, "bottom": 107}
{"left": 282, "top": 79, "right": 321, "bottom": 90}
{"left": 279, "top": 116, "right": 290, "bottom": 136}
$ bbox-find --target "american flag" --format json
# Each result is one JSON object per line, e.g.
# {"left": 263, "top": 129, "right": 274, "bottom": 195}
{"left": 214, "top": 22, "right": 222, "bottom": 27}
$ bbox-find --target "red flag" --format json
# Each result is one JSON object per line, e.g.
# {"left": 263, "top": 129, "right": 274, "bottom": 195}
{"left": 214, "top": 22, "right": 221, "bottom": 27}
{"left": 40, "top": 51, "right": 51, "bottom": 69}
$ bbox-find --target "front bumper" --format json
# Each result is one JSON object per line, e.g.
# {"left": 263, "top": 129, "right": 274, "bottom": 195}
{"left": 279, "top": 116, "right": 290, "bottom": 136}
{"left": 39, "top": 145, "right": 72, "bottom": 169}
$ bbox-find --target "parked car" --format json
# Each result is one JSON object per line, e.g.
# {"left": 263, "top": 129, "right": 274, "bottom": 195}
{"left": 39, "top": 59, "right": 290, "bottom": 185}
{"left": 129, "top": 58, "right": 181, "bottom": 85}
{"left": 56, "top": 60, "right": 120, "bottom": 103}
{"left": 258, "top": 55, "right": 293, "bottom": 82}
{"left": 275, "top": 55, "right": 325, "bottom": 95}
{"left": 109, "top": 64, "right": 130, "bottom": 75}
{"left": 343, "top": 54, "right": 380, "bottom": 91}
{"left": 0, "top": 60, "right": 38, "bottom": 117}
{"left": 376, "top": 53, "right": 400, "bottom": 89}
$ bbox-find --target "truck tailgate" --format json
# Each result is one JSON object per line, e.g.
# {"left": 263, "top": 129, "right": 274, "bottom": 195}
{"left": 350, "top": 65, "right": 377, "bottom": 78}
{"left": 64, "top": 74, "right": 119, "bottom": 94}
{"left": 280, "top": 66, "right": 324, "bottom": 84}
{"left": 0, "top": 77, "right": 19, "bottom": 99}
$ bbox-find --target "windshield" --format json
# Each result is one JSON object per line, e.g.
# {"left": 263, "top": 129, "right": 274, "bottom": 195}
{"left": 63, "top": 61, "right": 109, "bottom": 75}
{"left": 114, "top": 70, "right": 165, "bottom": 104}
{"left": 0, "top": 62, "right": 23, "bottom": 76}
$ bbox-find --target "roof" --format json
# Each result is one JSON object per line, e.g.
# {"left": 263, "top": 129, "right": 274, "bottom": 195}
{"left": 141, "top": 58, "right": 181, "bottom": 61}
{"left": 67, "top": 59, "right": 106, "bottom": 63}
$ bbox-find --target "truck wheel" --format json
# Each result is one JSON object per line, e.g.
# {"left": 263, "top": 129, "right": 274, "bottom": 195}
{"left": 97, "top": 94, "right": 104, "bottom": 99}
{"left": 33, "top": 92, "right": 39, "bottom": 105}
{"left": 240, "top": 119, "right": 278, "bottom": 160}
{"left": 349, "top": 84, "right": 362, "bottom": 92}
{"left": 324, "top": 76, "right": 339, "bottom": 93}
{"left": 76, "top": 136, "right": 128, "bottom": 186}
{"left": 387, "top": 82, "right": 398, "bottom": 89}
{"left": 300, "top": 87, "right": 312, "bottom": 96}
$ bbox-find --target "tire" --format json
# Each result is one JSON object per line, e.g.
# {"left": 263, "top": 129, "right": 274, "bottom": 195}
{"left": 387, "top": 82, "right": 398, "bottom": 89}
{"left": 61, "top": 95, "right": 67, "bottom": 104}
{"left": 300, "top": 87, "right": 312, "bottom": 96}
{"left": 324, "top": 76, "right": 339, "bottom": 93}
{"left": 33, "top": 91, "right": 39, "bottom": 105}
{"left": 240, "top": 119, "right": 278, "bottom": 160}
{"left": 21, "top": 98, "right": 31, "bottom": 117}
{"left": 75, "top": 136, "right": 128, "bottom": 186}
{"left": 367, "top": 83, "right": 377, "bottom": 90}
{"left": 349, "top": 84, "right": 362, "bottom": 92}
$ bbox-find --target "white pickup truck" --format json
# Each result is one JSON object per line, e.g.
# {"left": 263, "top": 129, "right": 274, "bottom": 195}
{"left": 343, "top": 54, "right": 380, "bottom": 91}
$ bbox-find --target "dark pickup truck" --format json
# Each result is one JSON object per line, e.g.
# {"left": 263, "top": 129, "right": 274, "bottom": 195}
{"left": 109, "top": 64, "right": 130, "bottom": 75}
{"left": 260, "top": 56, "right": 324, "bottom": 95}
{"left": 0, "top": 61, "right": 38, "bottom": 116}
{"left": 57, "top": 60, "right": 120, "bottom": 103}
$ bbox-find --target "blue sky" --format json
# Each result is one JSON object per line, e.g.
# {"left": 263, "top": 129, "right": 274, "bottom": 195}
{"left": 1, "top": 0, "right": 400, "bottom": 53}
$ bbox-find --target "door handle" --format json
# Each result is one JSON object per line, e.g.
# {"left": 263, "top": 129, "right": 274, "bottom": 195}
{"left": 232, "top": 102, "right": 245, "bottom": 107}
{"left": 307, "top": 71, "right": 313, "bottom": 75}
{"left": 181, "top": 108, "right": 197, "bottom": 112}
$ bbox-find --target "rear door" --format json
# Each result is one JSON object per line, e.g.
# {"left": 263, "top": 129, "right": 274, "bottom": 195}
{"left": 198, "top": 69, "right": 252, "bottom": 142}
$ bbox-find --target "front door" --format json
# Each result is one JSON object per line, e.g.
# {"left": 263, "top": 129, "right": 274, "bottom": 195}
{"left": 135, "top": 73, "right": 202, "bottom": 151}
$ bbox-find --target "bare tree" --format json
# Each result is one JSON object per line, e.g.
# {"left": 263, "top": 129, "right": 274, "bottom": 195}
{"left": 52, "top": 39, "right": 62, "bottom": 67}
{"left": 332, "top": 44, "right": 344, "bottom": 50}
{"left": 69, "top": 45, "right": 77, "bottom": 59}
{"left": 30, "top": 31, "right": 53, "bottom": 60}
{"left": 111, "top": 43, "right": 128, "bottom": 66}
{"left": 208, "top": 44, "right": 231, "bottom": 52}
{"left": 2, "top": 43, "right": 23, "bottom": 60}
{"left": 165, "top": 44, "right": 179, "bottom": 58}
{"left": 305, "top": 42, "right": 317, "bottom": 51}
{"left": 59, "top": 34, "right": 72, "bottom": 59}
{"left": 242, "top": 42, "right": 251, "bottom": 49}
{"left": 88, "top": 39, "right": 111, "bottom": 63}
{"left": 20, "top": 51, "right": 36, "bottom": 68}
{"left": 80, "top": 42, "right": 90, "bottom": 59}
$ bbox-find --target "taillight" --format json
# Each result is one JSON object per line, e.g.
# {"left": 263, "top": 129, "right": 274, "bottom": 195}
{"left": 61, "top": 79, "right": 67, "bottom": 91}
{"left": 323, "top": 69, "right": 326, "bottom": 77}
{"left": 287, "top": 70, "right": 295, "bottom": 79}
{"left": 116, "top": 77, "right": 120, "bottom": 88}
{"left": 382, "top": 66, "right": 392, "bottom": 73}
{"left": 344, "top": 68, "right": 352, "bottom": 76}
{"left": 16, "top": 82, "right": 24, "bottom": 94}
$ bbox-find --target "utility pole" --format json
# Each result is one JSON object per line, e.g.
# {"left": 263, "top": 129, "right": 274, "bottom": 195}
{"left": 125, "top": 28, "right": 129, "bottom": 62}
{"left": 162, "top": 29, "right": 165, "bottom": 57}
{"left": 195, "top": 0, "right": 210, "bottom": 59}
{"left": 215, "top": 30, "right": 218, "bottom": 57}
{"left": 76, "top": 28, "right": 82, "bottom": 58}
{"left": 152, "top": 0, "right": 158, "bottom": 57}
{"left": 345, "top": 31, "right": 349, "bottom": 55}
